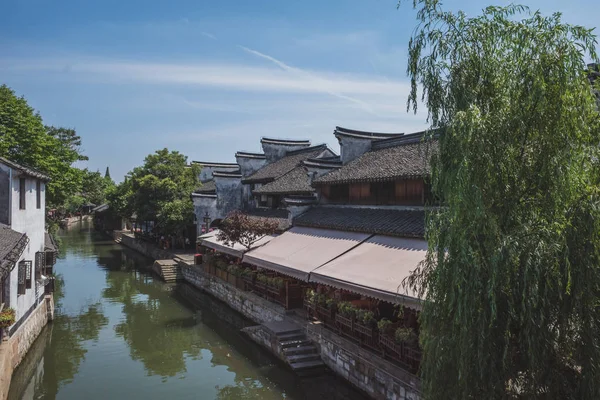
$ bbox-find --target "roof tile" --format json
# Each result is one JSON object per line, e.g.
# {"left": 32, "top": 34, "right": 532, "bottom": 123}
{"left": 294, "top": 207, "right": 425, "bottom": 238}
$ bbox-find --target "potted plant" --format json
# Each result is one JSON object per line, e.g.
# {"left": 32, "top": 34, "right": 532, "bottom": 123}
{"left": 394, "top": 327, "right": 418, "bottom": 345}
{"left": 377, "top": 318, "right": 393, "bottom": 334}
{"left": 0, "top": 308, "right": 16, "bottom": 328}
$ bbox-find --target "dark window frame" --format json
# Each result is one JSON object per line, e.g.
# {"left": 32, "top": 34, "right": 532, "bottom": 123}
{"left": 18, "top": 260, "right": 32, "bottom": 294}
{"left": 19, "top": 178, "right": 26, "bottom": 210}
{"left": 36, "top": 180, "right": 41, "bottom": 209}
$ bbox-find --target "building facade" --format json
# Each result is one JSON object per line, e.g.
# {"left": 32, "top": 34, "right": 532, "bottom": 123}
{"left": 0, "top": 157, "right": 56, "bottom": 400}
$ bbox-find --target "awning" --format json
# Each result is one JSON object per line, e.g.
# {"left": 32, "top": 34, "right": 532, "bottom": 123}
{"left": 200, "top": 230, "right": 275, "bottom": 258}
{"left": 310, "top": 236, "right": 427, "bottom": 309}
{"left": 242, "top": 226, "right": 371, "bottom": 281}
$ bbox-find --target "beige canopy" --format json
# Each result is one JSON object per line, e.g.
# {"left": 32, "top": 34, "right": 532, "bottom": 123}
{"left": 242, "top": 226, "right": 371, "bottom": 281}
{"left": 310, "top": 236, "right": 427, "bottom": 308}
{"left": 200, "top": 230, "right": 275, "bottom": 258}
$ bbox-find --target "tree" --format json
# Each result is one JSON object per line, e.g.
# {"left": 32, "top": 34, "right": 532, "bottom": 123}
{"left": 0, "top": 85, "right": 87, "bottom": 209}
{"left": 81, "top": 169, "right": 113, "bottom": 205}
{"left": 403, "top": 2, "right": 600, "bottom": 398}
{"left": 110, "top": 149, "right": 200, "bottom": 236}
{"left": 216, "top": 211, "right": 278, "bottom": 250}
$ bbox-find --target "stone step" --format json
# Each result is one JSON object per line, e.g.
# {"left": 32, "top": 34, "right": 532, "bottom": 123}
{"left": 287, "top": 353, "right": 322, "bottom": 363}
{"left": 281, "top": 339, "right": 312, "bottom": 349}
{"left": 277, "top": 332, "right": 305, "bottom": 342}
{"left": 283, "top": 345, "right": 318, "bottom": 355}
{"left": 289, "top": 359, "right": 325, "bottom": 371}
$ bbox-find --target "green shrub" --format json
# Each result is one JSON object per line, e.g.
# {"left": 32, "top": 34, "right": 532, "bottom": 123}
{"left": 395, "top": 327, "right": 418, "bottom": 345}
{"left": 377, "top": 318, "right": 393, "bottom": 333}
{"left": 0, "top": 308, "right": 16, "bottom": 328}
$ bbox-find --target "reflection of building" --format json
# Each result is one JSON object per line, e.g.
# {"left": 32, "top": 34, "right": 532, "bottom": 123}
{"left": 0, "top": 157, "right": 56, "bottom": 399}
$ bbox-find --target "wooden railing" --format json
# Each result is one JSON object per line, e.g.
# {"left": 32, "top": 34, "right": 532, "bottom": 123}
{"left": 307, "top": 306, "right": 421, "bottom": 374}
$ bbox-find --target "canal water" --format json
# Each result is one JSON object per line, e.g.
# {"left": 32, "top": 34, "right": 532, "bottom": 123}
{"left": 8, "top": 222, "right": 366, "bottom": 400}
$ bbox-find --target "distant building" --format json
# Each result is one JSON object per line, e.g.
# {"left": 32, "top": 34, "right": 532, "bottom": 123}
{"left": 191, "top": 138, "right": 335, "bottom": 235}
{"left": 0, "top": 156, "right": 56, "bottom": 384}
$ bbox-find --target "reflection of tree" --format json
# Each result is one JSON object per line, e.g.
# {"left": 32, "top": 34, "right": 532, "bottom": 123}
{"left": 42, "top": 303, "right": 109, "bottom": 397}
{"left": 103, "top": 266, "right": 202, "bottom": 377}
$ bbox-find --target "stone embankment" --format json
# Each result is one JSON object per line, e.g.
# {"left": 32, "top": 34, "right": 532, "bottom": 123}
{"left": 114, "top": 230, "right": 421, "bottom": 400}
{"left": 0, "top": 295, "right": 54, "bottom": 400}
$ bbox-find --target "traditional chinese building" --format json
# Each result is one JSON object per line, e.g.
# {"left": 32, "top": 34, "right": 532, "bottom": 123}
{"left": 0, "top": 157, "right": 56, "bottom": 396}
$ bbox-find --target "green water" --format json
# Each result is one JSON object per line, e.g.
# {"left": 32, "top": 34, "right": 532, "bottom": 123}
{"left": 8, "top": 222, "right": 366, "bottom": 400}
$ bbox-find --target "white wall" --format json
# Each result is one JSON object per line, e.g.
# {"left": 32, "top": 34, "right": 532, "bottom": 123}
{"left": 8, "top": 172, "right": 46, "bottom": 321}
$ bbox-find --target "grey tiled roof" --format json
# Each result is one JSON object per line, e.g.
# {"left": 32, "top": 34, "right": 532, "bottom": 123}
{"left": 0, "top": 157, "right": 50, "bottom": 181}
{"left": 0, "top": 223, "right": 28, "bottom": 278}
{"left": 314, "top": 135, "right": 437, "bottom": 185}
{"left": 45, "top": 232, "right": 58, "bottom": 252}
{"left": 194, "top": 180, "right": 216, "bottom": 194}
{"left": 253, "top": 167, "right": 313, "bottom": 195}
{"left": 243, "top": 145, "right": 328, "bottom": 184}
{"left": 246, "top": 209, "right": 290, "bottom": 231}
{"left": 294, "top": 207, "right": 425, "bottom": 238}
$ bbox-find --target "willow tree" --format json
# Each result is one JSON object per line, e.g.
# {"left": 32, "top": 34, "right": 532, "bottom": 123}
{"left": 403, "top": 2, "right": 600, "bottom": 399}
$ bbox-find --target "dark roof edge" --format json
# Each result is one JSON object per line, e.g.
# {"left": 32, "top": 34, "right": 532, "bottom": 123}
{"left": 312, "top": 173, "right": 429, "bottom": 186}
{"left": 285, "top": 143, "right": 328, "bottom": 156}
{"left": 371, "top": 130, "right": 438, "bottom": 150}
{"left": 213, "top": 170, "right": 242, "bottom": 178}
{"left": 261, "top": 137, "right": 311, "bottom": 145}
{"left": 191, "top": 193, "right": 218, "bottom": 199}
{"left": 235, "top": 151, "right": 267, "bottom": 159}
{"left": 303, "top": 158, "right": 342, "bottom": 169}
{"left": 192, "top": 161, "right": 239, "bottom": 168}
{"left": 0, "top": 157, "right": 50, "bottom": 181}
{"left": 334, "top": 126, "right": 404, "bottom": 139}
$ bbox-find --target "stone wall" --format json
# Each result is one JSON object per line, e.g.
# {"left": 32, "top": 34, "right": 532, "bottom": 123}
{"left": 0, "top": 295, "right": 53, "bottom": 400}
{"left": 180, "top": 265, "right": 285, "bottom": 324}
{"left": 306, "top": 323, "right": 420, "bottom": 400}
{"left": 339, "top": 136, "right": 374, "bottom": 165}
{"left": 241, "top": 325, "right": 287, "bottom": 363}
{"left": 120, "top": 233, "right": 175, "bottom": 261}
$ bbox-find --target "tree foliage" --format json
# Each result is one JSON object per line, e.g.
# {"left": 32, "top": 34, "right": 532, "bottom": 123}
{"left": 109, "top": 148, "right": 200, "bottom": 236}
{"left": 403, "top": 2, "right": 600, "bottom": 398}
{"left": 216, "top": 210, "right": 278, "bottom": 250}
{"left": 0, "top": 85, "right": 88, "bottom": 209}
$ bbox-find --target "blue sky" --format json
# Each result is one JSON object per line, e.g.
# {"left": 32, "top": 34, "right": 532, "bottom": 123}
{"left": 1, "top": 0, "right": 597, "bottom": 180}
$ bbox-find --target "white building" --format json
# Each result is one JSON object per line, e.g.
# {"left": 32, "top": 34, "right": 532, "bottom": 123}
{"left": 0, "top": 157, "right": 56, "bottom": 391}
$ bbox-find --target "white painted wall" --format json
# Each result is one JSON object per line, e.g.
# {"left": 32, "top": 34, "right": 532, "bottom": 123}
{"left": 8, "top": 171, "right": 46, "bottom": 322}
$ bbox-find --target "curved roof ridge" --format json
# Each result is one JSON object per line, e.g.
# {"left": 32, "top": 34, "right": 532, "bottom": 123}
{"left": 192, "top": 161, "right": 239, "bottom": 168}
{"left": 334, "top": 126, "right": 404, "bottom": 140}
{"left": 261, "top": 137, "right": 311, "bottom": 145}
{"left": 235, "top": 151, "right": 266, "bottom": 159}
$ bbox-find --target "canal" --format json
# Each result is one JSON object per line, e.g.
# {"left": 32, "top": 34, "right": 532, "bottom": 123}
{"left": 8, "top": 222, "right": 366, "bottom": 400}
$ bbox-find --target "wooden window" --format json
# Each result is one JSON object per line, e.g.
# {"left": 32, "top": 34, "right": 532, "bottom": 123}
{"left": 329, "top": 184, "right": 349, "bottom": 203}
{"left": 35, "top": 251, "right": 45, "bottom": 280}
{"left": 45, "top": 250, "right": 57, "bottom": 266}
{"left": 349, "top": 183, "right": 370, "bottom": 204}
{"left": 36, "top": 180, "right": 41, "bottom": 209}
{"left": 371, "top": 181, "right": 396, "bottom": 205}
{"left": 24, "top": 260, "right": 33, "bottom": 289}
{"left": 19, "top": 178, "right": 26, "bottom": 210}
{"left": 18, "top": 261, "right": 28, "bottom": 294}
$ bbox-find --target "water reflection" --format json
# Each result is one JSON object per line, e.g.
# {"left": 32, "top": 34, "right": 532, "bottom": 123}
{"left": 9, "top": 222, "right": 366, "bottom": 400}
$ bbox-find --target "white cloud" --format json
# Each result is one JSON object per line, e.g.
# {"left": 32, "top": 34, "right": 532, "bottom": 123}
{"left": 2, "top": 57, "right": 409, "bottom": 98}
{"left": 201, "top": 32, "right": 217, "bottom": 40}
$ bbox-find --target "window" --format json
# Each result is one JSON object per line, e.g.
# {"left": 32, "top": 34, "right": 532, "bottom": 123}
{"left": 329, "top": 184, "right": 349, "bottom": 203}
{"left": 35, "top": 251, "right": 45, "bottom": 280}
{"left": 25, "top": 260, "right": 32, "bottom": 289}
{"left": 371, "top": 181, "right": 396, "bottom": 205}
{"left": 19, "top": 178, "right": 26, "bottom": 209}
{"left": 36, "top": 180, "right": 41, "bottom": 209}
{"left": 18, "top": 260, "right": 32, "bottom": 294}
